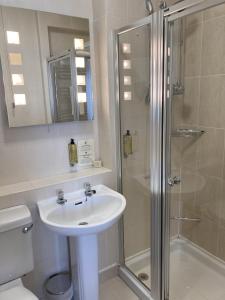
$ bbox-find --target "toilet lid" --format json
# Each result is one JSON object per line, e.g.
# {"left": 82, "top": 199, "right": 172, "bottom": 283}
{"left": 0, "top": 285, "right": 38, "bottom": 300}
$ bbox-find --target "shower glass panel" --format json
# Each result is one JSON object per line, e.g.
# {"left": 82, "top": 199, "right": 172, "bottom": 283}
{"left": 118, "top": 23, "right": 151, "bottom": 290}
{"left": 166, "top": 2, "right": 225, "bottom": 299}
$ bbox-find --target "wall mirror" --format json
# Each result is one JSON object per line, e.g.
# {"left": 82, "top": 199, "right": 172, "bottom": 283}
{"left": 0, "top": 6, "right": 94, "bottom": 127}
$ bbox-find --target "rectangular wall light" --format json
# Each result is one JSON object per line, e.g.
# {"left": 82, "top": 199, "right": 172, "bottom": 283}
{"left": 124, "top": 91, "right": 132, "bottom": 101}
{"left": 6, "top": 31, "right": 20, "bottom": 44}
{"left": 124, "top": 76, "right": 132, "bottom": 86}
{"left": 122, "top": 43, "right": 131, "bottom": 54}
{"left": 9, "top": 53, "right": 22, "bottom": 65}
{"left": 75, "top": 57, "right": 85, "bottom": 68}
{"left": 74, "top": 38, "right": 84, "bottom": 50}
{"left": 14, "top": 94, "right": 26, "bottom": 105}
{"left": 12, "top": 74, "right": 24, "bottom": 86}
{"left": 77, "top": 75, "right": 86, "bottom": 85}
{"left": 123, "top": 60, "right": 131, "bottom": 69}
{"left": 78, "top": 92, "right": 87, "bottom": 103}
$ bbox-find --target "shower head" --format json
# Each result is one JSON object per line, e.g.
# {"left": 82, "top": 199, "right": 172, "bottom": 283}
{"left": 145, "top": 0, "right": 153, "bottom": 14}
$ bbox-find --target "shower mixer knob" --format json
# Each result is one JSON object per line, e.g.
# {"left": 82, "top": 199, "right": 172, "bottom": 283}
{"left": 168, "top": 176, "right": 181, "bottom": 187}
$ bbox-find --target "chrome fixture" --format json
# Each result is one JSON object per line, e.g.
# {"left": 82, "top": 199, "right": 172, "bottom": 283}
{"left": 173, "top": 82, "right": 185, "bottom": 95}
{"left": 114, "top": 0, "right": 225, "bottom": 299}
{"left": 84, "top": 182, "right": 96, "bottom": 197}
{"left": 57, "top": 190, "right": 67, "bottom": 205}
{"left": 171, "top": 216, "right": 201, "bottom": 222}
{"left": 168, "top": 176, "right": 181, "bottom": 187}
{"left": 172, "top": 128, "right": 205, "bottom": 138}
{"left": 22, "top": 223, "right": 33, "bottom": 234}
{"left": 159, "top": 0, "right": 167, "bottom": 9}
{"left": 145, "top": 0, "right": 153, "bottom": 14}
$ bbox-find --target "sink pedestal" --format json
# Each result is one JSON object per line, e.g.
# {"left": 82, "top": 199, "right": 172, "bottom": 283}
{"left": 38, "top": 185, "right": 126, "bottom": 300}
{"left": 71, "top": 235, "right": 99, "bottom": 300}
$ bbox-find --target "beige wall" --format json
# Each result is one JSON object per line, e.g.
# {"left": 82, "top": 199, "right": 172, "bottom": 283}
{"left": 171, "top": 4, "right": 225, "bottom": 261}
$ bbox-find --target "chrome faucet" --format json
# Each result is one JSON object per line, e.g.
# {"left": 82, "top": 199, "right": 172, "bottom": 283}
{"left": 57, "top": 190, "right": 67, "bottom": 205}
{"left": 84, "top": 182, "right": 96, "bottom": 198}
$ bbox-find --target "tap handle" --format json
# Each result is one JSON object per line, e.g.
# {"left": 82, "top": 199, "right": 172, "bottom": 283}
{"left": 84, "top": 182, "right": 91, "bottom": 190}
{"left": 58, "top": 190, "right": 64, "bottom": 200}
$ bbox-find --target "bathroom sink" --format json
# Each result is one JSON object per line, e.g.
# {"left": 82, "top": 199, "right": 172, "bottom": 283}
{"left": 38, "top": 184, "right": 126, "bottom": 300}
{"left": 37, "top": 185, "right": 126, "bottom": 236}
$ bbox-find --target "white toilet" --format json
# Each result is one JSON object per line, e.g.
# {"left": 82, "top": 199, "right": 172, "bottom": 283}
{"left": 0, "top": 205, "right": 38, "bottom": 299}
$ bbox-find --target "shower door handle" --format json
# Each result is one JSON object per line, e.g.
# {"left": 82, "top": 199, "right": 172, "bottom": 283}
{"left": 168, "top": 176, "right": 181, "bottom": 187}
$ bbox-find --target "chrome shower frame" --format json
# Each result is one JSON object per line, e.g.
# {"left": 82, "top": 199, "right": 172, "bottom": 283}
{"left": 163, "top": 0, "right": 225, "bottom": 299}
{"left": 145, "top": 0, "right": 154, "bottom": 14}
{"left": 113, "top": 11, "right": 164, "bottom": 300}
{"left": 113, "top": 0, "right": 225, "bottom": 300}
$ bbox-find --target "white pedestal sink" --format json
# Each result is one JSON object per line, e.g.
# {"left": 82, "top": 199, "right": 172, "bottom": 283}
{"left": 37, "top": 185, "right": 126, "bottom": 300}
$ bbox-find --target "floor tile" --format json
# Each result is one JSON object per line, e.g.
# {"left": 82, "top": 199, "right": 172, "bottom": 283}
{"left": 100, "top": 277, "right": 139, "bottom": 300}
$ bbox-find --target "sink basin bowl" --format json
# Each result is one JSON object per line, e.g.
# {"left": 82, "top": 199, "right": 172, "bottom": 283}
{"left": 37, "top": 185, "right": 126, "bottom": 236}
{"left": 38, "top": 184, "right": 126, "bottom": 300}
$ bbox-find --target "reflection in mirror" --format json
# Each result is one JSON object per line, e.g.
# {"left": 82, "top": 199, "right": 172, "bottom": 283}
{"left": 48, "top": 49, "right": 94, "bottom": 122}
{"left": 48, "top": 53, "right": 75, "bottom": 122}
{"left": 0, "top": 6, "right": 94, "bottom": 127}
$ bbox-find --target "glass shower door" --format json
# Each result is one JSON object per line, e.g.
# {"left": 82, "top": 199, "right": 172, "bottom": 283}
{"left": 117, "top": 21, "right": 151, "bottom": 291}
{"left": 164, "top": 1, "right": 225, "bottom": 299}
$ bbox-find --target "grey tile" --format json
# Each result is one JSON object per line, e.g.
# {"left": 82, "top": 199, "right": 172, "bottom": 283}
{"left": 203, "top": 3, "right": 225, "bottom": 21}
{"left": 197, "top": 128, "right": 224, "bottom": 178}
{"left": 191, "top": 217, "right": 219, "bottom": 256}
{"left": 170, "top": 194, "right": 180, "bottom": 237}
{"left": 195, "top": 175, "right": 223, "bottom": 223}
{"left": 184, "top": 22, "right": 202, "bottom": 77}
{"left": 182, "top": 77, "right": 200, "bottom": 125}
{"left": 180, "top": 138, "right": 198, "bottom": 172}
{"left": 218, "top": 181, "right": 225, "bottom": 228}
{"left": 217, "top": 225, "right": 225, "bottom": 262}
{"left": 180, "top": 170, "right": 197, "bottom": 214}
{"left": 100, "top": 277, "right": 139, "bottom": 300}
{"left": 201, "top": 16, "right": 225, "bottom": 75}
{"left": 171, "top": 138, "right": 182, "bottom": 171}
{"left": 185, "top": 11, "right": 203, "bottom": 27}
{"left": 199, "top": 76, "right": 225, "bottom": 128}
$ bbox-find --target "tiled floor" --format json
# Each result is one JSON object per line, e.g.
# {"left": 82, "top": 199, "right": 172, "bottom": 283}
{"left": 100, "top": 277, "right": 139, "bottom": 300}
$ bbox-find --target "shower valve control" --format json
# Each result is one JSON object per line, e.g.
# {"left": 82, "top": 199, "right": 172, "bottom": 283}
{"left": 168, "top": 176, "right": 181, "bottom": 187}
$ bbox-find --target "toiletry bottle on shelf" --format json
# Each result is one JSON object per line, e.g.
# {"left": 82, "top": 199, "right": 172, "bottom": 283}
{"left": 68, "top": 139, "right": 78, "bottom": 166}
{"left": 123, "top": 130, "right": 132, "bottom": 158}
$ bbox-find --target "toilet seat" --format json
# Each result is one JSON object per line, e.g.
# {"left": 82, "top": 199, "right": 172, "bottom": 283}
{"left": 0, "top": 278, "right": 38, "bottom": 300}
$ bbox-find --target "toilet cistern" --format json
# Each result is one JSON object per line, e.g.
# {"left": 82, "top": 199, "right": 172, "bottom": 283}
{"left": 0, "top": 205, "right": 38, "bottom": 300}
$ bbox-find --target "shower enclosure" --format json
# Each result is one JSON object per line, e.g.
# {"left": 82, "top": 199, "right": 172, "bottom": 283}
{"left": 115, "top": 0, "right": 225, "bottom": 299}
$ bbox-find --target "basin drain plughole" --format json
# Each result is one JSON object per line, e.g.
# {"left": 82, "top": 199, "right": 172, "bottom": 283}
{"left": 138, "top": 272, "right": 149, "bottom": 281}
{"left": 78, "top": 222, "right": 88, "bottom": 225}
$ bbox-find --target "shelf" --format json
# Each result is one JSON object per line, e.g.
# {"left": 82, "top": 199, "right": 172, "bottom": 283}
{"left": 172, "top": 128, "right": 205, "bottom": 138}
{"left": 0, "top": 167, "right": 111, "bottom": 198}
